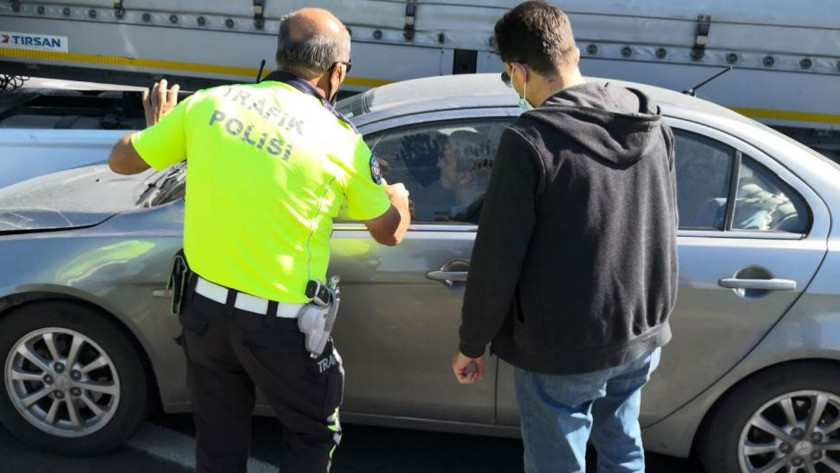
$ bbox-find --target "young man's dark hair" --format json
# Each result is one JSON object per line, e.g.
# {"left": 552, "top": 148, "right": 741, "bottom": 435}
{"left": 494, "top": 0, "right": 577, "bottom": 74}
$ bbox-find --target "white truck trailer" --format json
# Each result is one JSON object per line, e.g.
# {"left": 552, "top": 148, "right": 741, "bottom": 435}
{"left": 1, "top": 0, "right": 839, "bottom": 151}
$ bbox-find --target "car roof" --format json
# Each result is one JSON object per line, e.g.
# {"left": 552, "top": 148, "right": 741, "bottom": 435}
{"left": 346, "top": 73, "right": 757, "bottom": 127}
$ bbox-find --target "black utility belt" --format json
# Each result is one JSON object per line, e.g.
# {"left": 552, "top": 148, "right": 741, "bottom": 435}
{"left": 166, "top": 251, "right": 340, "bottom": 358}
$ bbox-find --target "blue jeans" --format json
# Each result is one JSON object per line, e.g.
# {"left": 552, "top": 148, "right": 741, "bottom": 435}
{"left": 514, "top": 348, "right": 661, "bottom": 473}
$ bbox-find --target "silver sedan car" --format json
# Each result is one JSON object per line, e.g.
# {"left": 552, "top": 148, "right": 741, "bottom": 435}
{"left": 1, "top": 74, "right": 839, "bottom": 473}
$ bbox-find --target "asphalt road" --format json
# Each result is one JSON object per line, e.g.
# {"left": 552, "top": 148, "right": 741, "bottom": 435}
{"left": 0, "top": 411, "right": 706, "bottom": 473}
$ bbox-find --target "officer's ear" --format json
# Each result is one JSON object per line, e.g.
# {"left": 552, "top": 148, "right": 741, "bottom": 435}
{"left": 319, "top": 63, "right": 344, "bottom": 105}
{"left": 331, "top": 62, "right": 346, "bottom": 86}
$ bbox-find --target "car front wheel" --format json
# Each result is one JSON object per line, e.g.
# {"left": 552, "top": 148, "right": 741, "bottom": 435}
{"left": 0, "top": 301, "right": 150, "bottom": 454}
{"left": 698, "top": 362, "right": 840, "bottom": 473}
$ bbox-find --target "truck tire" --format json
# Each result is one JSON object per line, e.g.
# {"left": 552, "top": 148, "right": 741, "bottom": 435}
{"left": 697, "top": 362, "right": 840, "bottom": 473}
{"left": 0, "top": 301, "right": 150, "bottom": 454}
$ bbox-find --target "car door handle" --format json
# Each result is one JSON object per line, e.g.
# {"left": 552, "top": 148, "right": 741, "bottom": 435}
{"left": 427, "top": 259, "right": 470, "bottom": 287}
{"left": 718, "top": 278, "right": 797, "bottom": 291}
{"left": 426, "top": 271, "right": 469, "bottom": 282}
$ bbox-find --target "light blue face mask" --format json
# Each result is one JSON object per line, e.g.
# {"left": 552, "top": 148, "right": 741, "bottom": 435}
{"left": 512, "top": 65, "right": 533, "bottom": 112}
{"left": 517, "top": 93, "right": 533, "bottom": 112}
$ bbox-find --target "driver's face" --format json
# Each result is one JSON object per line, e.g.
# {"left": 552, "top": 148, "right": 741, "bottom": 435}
{"left": 437, "top": 142, "right": 461, "bottom": 190}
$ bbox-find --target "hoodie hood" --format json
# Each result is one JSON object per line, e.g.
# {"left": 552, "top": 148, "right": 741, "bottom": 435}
{"left": 529, "top": 82, "right": 662, "bottom": 166}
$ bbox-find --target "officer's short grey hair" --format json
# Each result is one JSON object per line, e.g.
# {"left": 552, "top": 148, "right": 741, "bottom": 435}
{"left": 276, "top": 12, "right": 350, "bottom": 78}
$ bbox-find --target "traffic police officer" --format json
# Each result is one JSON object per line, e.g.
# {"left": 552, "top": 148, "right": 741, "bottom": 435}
{"left": 108, "top": 8, "right": 411, "bottom": 473}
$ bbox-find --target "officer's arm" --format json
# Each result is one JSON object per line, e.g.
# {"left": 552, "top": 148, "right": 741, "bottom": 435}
{"left": 109, "top": 135, "right": 151, "bottom": 175}
{"left": 110, "top": 80, "right": 183, "bottom": 175}
{"left": 364, "top": 182, "right": 411, "bottom": 246}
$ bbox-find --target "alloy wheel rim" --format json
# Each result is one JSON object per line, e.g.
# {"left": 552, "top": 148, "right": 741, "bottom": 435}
{"left": 739, "top": 390, "right": 840, "bottom": 472}
{"left": 4, "top": 327, "right": 121, "bottom": 438}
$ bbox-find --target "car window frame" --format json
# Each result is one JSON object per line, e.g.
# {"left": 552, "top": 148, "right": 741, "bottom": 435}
{"left": 669, "top": 127, "right": 737, "bottom": 232}
{"left": 334, "top": 106, "right": 520, "bottom": 233}
{"left": 215, "top": 109, "right": 824, "bottom": 241}
{"left": 667, "top": 117, "right": 824, "bottom": 241}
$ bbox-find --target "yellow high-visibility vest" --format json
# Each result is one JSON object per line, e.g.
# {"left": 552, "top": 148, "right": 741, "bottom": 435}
{"left": 132, "top": 79, "right": 389, "bottom": 303}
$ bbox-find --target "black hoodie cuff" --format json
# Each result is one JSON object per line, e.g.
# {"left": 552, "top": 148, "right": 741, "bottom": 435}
{"left": 459, "top": 342, "right": 487, "bottom": 358}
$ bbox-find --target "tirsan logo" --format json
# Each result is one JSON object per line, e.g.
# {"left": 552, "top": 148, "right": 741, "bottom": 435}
{"left": 0, "top": 32, "right": 69, "bottom": 52}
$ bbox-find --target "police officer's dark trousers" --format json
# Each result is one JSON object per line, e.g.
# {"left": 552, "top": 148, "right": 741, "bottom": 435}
{"left": 178, "top": 286, "right": 344, "bottom": 473}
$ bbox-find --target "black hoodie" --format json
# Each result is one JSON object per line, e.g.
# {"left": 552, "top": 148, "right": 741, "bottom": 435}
{"left": 459, "top": 82, "right": 678, "bottom": 375}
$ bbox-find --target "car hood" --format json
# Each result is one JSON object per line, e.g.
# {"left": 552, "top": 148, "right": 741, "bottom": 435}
{"left": 0, "top": 164, "right": 151, "bottom": 233}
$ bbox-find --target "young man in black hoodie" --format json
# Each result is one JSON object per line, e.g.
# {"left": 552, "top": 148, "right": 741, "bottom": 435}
{"left": 451, "top": 2, "right": 678, "bottom": 472}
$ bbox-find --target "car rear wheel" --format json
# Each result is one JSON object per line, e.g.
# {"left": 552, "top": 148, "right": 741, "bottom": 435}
{"left": 698, "top": 362, "right": 840, "bottom": 473}
{"left": 0, "top": 301, "right": 149, "bottom": 454}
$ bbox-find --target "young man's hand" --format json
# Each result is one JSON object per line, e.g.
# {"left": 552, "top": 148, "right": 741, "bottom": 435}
{"left": 143, "top": 79, "right": 180, "bottom": 127}
{"left": 452, "top": 352, "right": 485, "bottom": 384}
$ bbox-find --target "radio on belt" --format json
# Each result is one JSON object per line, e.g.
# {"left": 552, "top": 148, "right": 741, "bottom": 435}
{"left": 305, "top": 279, "right": 332, "bottom": 307}
{"left": 299, "top": 277, "right": 340, "bottom": 357}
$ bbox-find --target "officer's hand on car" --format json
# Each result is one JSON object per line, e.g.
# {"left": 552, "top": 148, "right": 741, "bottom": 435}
{"left": 143, "top": 79, "right": 180, "bottom": 128}
{"left": 383, "top": 179, "right": 410, "bottom": 211}
{"left": 452, "top": 352, "right": 485, "bottom": 384}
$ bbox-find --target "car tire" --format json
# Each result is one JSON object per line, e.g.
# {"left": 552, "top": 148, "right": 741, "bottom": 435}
{"left": 0, "top": 300, "right": 150, "bottom": 454}
{"left": 697, "top": 362, "right": 840, "bottom": 473}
